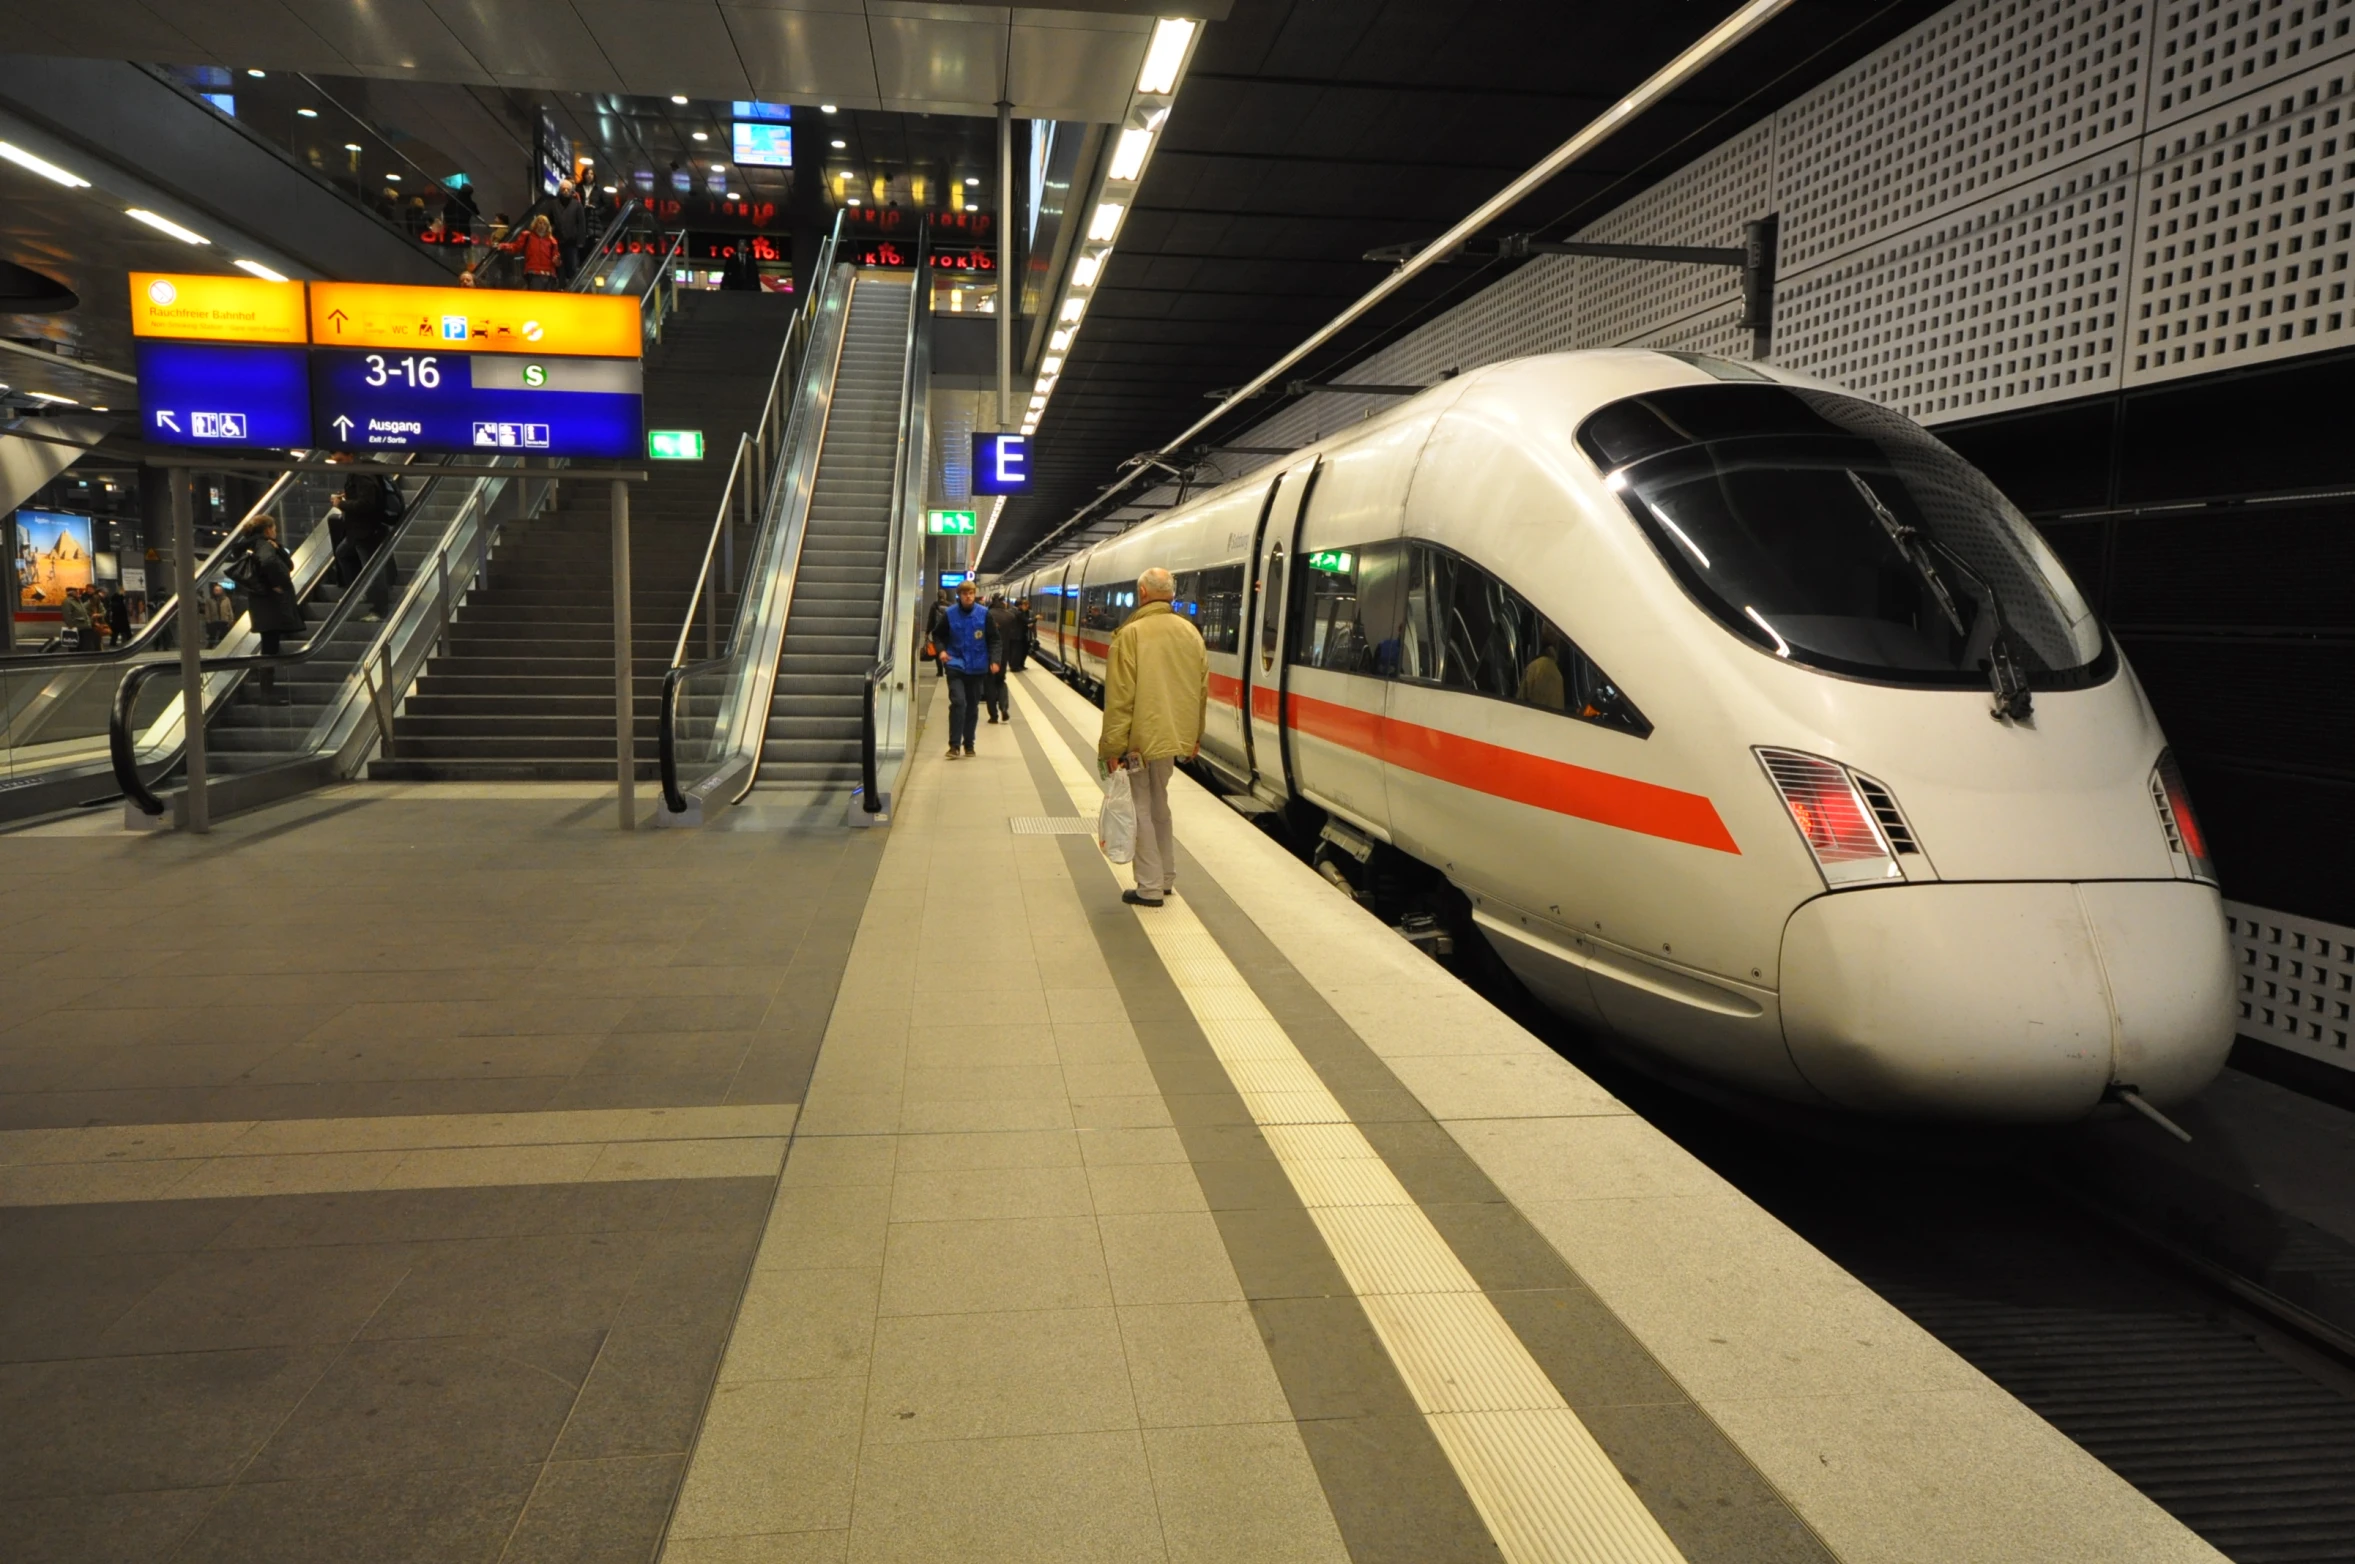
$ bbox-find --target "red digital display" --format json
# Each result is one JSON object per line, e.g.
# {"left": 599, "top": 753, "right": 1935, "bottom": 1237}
{"left": 849, "top": 243, "right": 995, "bottom": 273}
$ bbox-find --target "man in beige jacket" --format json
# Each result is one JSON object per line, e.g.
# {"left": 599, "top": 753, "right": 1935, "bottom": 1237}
{"left": 1098, "top": 567, "right": 1208, "bottom": 907}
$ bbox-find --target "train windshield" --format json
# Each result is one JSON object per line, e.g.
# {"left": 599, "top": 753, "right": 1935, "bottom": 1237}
{"left": 1577, "top": 385, "right": 2108, "bottom": 690}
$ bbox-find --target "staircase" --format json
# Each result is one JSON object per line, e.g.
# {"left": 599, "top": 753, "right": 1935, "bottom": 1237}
{"left": 204, "top": 479, "right": 462, "bottom": 776}
{"left": 370, "top": 293, "right": 788, "bottom": 780}
{"left": 755, "top": 272, "right": 912, "bottom": 792}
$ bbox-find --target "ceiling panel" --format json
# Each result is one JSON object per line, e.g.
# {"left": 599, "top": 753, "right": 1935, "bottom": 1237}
{"left": 988, "top": 0, "right": 1956, "bottom": 569}
{"left": 867, "top": 16, "right": 1006, "bottom": 109}
{"left": 425, "top": 0, "right": 625, "bottom": 90}
{"left": 721, "top": 6, "right": 880, "bottom": 106}
{"left": 45, "top": 1, "right": 210, "bottom": 62}
{"left": 280, "top": 0, "right": 485, "bottom": 77}
{"left": 573, "top": 0, "right": 757, "bottom": 97}
{"left": 165, "top": 0, "right": 348, "bottom": 70}
{"left": 1009, "top": 23, "right": 1138, "bottom": 122}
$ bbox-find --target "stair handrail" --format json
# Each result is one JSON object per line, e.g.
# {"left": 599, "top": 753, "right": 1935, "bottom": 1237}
{"left": 107, "top": 459, "right": 467, "bottom": 814}
{"left": 656, "top": 213, "right": 851, "bottom": 814}
{"left": 860, "top": 220, "right": 932, "bottom": 815}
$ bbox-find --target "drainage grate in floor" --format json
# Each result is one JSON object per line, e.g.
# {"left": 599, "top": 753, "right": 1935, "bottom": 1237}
{"left": 1009, "top": 816, "right": 1096, "bottom": 835}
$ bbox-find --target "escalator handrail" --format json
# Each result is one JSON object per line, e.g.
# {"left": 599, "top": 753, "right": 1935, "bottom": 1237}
{"left": 860, "top": 220, "right": 932, "bottom": 814}
{"left": 567, "top": 200, "right": 643, "bottom": 291}
{"left": 108, "top": 463, "right": 462, "bottom": 815}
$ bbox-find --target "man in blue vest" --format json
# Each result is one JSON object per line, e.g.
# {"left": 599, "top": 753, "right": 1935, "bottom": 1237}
{"left": 935, "top": 579, "right": 1001, "bottom": 759}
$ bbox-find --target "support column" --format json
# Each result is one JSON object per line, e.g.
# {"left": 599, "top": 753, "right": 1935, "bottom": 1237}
{"left": 997, "top": 98, "right": 1014, "bottom": 429}
{"left": 170, "top": 467, "right": 208, "bottom": 834}
{"left": 611, "top": 478, "right": 635, "bottom": 830}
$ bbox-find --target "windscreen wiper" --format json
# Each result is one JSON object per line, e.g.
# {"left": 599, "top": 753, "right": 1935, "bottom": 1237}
{"left": 1846, "top": 469, "right": 2033, "bottom": 721}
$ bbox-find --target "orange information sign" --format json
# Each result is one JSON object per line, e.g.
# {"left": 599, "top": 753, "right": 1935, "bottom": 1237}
{"left": 308, "top": 282, "right": 641, "bottom": 359}
{"left": 129, "top": 272, "right": 307, "bottom": 344}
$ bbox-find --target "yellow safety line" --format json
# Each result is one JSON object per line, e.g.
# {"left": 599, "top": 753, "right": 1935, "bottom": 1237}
{"left": 1007, "top": 675, "right": 1687, "bottom": 1564}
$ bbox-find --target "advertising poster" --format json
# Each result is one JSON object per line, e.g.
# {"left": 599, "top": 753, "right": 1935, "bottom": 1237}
{"left": 15, "top": 509, "right": 93, "bottom": 610}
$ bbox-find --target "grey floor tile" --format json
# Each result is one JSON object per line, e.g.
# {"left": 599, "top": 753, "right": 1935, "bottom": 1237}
{"left": 0, "top": 1250, "right": 190, "bottom": 1363}
{"left": 551, "top": 1325, "right": 727, "bottom": 1461}
{"left": 1486, "top": 1287, "right": 1688, "bottom": 1410}
{"left": 0, "top": 1346, "right": 339, "bottom": 1499}
{"left": 171, "top": 1462, "right": 539, "bottom": 1564}
{"left": 1144, "top": 1423, "right": 1349, "bottom": 1564}
{"left": 502, "top": 1454, "right": 685, "bottom": 1564}
{"left": 666, "top": 1375, "right": 862, "bottom": 1539}
{"left": 0, "top": 1486, "right": 222, "bottom": 1564}
{"left": 1292, "top": 1413, "right": 1503, "bottom": 1564}
{"left": 1208, "top": 1206, "right": 1351, "bottom": 1301}
{"left": 1415, "top": 1202, "right": 1579, "bottom": 1293}
{"left": 845, "top": 1429, "right": 1166, "bottom": 1564}
{"left": 864, "top": 1307, "right": 1135, "bottom": 1444}
{"left": 1580, "top": 1402, "right": 1838, "bottom": 1564}
{"left": 360, "top": 1233, "right": 652, "bottom": 1340}
{"left": 94, "top": 1243, "right": 417, "bottom": 1354}
{"left": 1246, "top": 1295, "right": 1420, "bottom": 1423}
{"left": 246, "top": 1332, "right": 602, "bottom": 1479}
{"left": 207, "top": 1185, "right": 587, "bottom": 1251}
{"left": 878, "top": 1216, "right": 1111, "bottom": 1315}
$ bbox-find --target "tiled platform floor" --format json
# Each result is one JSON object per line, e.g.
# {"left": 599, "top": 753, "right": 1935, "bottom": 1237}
{"left": 0, "top": 786, "right": 883, "bottom": 1562}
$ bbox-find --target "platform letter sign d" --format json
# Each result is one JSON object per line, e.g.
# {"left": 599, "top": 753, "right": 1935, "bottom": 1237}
{"left": 972, "top": 433, "right": 1029, "bottom": 495}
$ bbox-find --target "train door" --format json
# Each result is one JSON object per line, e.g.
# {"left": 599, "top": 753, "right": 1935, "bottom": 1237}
{"left": 1054, "top": 563, "right": 1075, "bottom": 665}
{"left": 1242, "top": 461, "right": 1318, "bottom": 801}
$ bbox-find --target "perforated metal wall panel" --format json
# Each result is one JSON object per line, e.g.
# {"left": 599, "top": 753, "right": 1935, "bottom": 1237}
{"left": 1218, "top": 0, "right": 2355, "bottom": 450}
{"left": 2226, "top": 898, "right": 2355, "bottom": 1068}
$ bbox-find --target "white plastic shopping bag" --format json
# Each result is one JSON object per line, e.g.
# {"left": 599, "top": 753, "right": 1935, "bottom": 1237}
{"left": 1097, "top": 766, "right": 1137, "bottom": 864}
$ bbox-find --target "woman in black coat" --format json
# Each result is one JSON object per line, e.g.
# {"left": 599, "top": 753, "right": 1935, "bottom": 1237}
{"left": 233, "top": 514, "right": 304, "bottom": 705}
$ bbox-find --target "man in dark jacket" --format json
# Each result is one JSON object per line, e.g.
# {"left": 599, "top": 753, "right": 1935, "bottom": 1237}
{"left": 984, "top": 593, "right": 1017, "bottom": 724}
{"left": 934, "top": 580, "right": 1000, "bottom": 759}
{"left": 552, "top": 181, "right": 588, "bottom": 282}
{"left": 1008, "top": 597, "right": 1035, "bottom": 673}
{"left": 233, "top": 514, "right": 305, "bottom": 704}
{"left": 335, "top": 475, "right": 402, "bottom": 617}
{"left": 105, "top": 585, "right": 130, "bottom": 647}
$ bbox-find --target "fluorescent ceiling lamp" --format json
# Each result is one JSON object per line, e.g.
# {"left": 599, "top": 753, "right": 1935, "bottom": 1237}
{"left": 246, "top": 68, "right": 265, "bottom": 78}
{"left": 964, "top": 176, "right": 979, "bottom": 185}
{"left": 821, "top": 104, "right": 838, "bottom": 113}
{"left": 26, "top": 390, "right": 76, "bottom": 404}
{"left": 0, "top": 141, "right": 90, "bottom": 189}
{"left": 1059, "top": 297, "right": 1087, "bottom": 323}
{"left": 1086, "top": 202, "right": 1122, "bottom": 241}
{"left": 1073, "top": 250, "right": 1106, "bottom": 287}
{"left": 233, "top": 259, "right": 289, "bottom": 283}
{"left": 1029, "top": 397, "right": 1047, "bottom": 410}
{"left": 384, "top": 171, "right": 402, "bottom": 180}
{"left": 670, "top": 94, "right": 689, "bottom": 104}
{"left": 1050, "top": 329, "right": 1072, "bottom": 351}
{"left": 125, "top": 208, "right": 210, "bottom": 245}
{"left": 1137, "top": 17, "right": 1195, "bottom": 94}
{"left": 1108, "top": 127, "right": 1152, "bottom": 182}
{"left": 691, "top": 131, "right": 708, "bottom": 142}
{"left": 846, "top": 196, "right": 862, "bottom": 206}
{"left": 296, "top": 107, "right": 318, "bottom": 118}
{"left": 343, "top": 142, "right": 362, "bottom": 151}
{"left": 1041, "top": 355, "right": 1063, "bottom": 374}
{"left": 728, "top": 192, "right": 741, "bottom": 200}
{"left": 830, "top": 139, "right": 846, "bottom": 149}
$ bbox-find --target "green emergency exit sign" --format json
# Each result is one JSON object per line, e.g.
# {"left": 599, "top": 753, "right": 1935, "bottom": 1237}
{"left": 648, "top": 429, "right": 706, "bottom": 460}
{"left": 928, "top": 509, "right": 978, "bottom": 536}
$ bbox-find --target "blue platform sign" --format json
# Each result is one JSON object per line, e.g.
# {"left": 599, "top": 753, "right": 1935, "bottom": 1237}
{"left": 134, "top": 341, "right": 312, "bottom": 450}
{"left": 972, "top": 434, "right": 1029, "bottom": 494}
{"left": 310, "top": 349, "right": 644, "bottom": 458}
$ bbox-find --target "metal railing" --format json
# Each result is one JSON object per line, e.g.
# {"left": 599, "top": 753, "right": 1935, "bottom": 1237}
{"left": 655, "top": 215, "right": 850, "bottom": 817}
{"left": 860, "top": 221, "right": 934, "bottom": 815}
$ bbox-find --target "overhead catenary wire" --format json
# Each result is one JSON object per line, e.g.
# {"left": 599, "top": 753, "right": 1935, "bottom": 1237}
{"left": 996, "top": 0, "right": 1794, "bottom": 577}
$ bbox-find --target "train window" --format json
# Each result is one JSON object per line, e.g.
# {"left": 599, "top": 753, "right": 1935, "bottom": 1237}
{"left": 1292, "top": 543, "right": 1406, "bottom": 675}
{"left": 1259, "top": 544, "right": 1285, "bottom": 671}
{"left": 1396, "top": 544, "right": 1651, "bottom": 738}
{"left": 1578, "top": 384, "right": 2110, "bottom": 691}
{"left": 1192, "top": 564, "right": 1245, "bottom": 653}
{"left": 1080, "top": 583, "right": 1123, "bottom": 633}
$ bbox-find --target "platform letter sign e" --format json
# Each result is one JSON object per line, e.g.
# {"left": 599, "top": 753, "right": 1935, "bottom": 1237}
{"left": 972, "top": 433, "right": 1029, "bottom": 495}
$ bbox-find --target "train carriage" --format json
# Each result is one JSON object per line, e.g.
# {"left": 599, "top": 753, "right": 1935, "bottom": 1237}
{"left": 1005, "top": 350, "right": 2236, "bottom": 1123}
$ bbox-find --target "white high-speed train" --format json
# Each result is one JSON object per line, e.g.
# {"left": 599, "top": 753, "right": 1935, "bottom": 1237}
{"left": 1004, "top": 351, "right": 2236, "bottom": 1123}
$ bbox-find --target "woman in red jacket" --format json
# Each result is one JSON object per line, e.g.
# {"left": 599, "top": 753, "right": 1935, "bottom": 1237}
{"left": 500, "top": 214, "right": 562, "bottom": 290}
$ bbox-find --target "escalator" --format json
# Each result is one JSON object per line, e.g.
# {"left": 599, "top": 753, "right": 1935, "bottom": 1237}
{"left": 656, "top": 222, "right": 932, "bottom": 824}
{"left": 757, "top": 272, "right": 914, "bottom": 792}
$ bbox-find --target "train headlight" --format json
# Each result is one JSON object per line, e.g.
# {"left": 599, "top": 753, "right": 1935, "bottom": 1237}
{"left": 2149, "top": 748, "right": 2217, "bottom": 884}
{"left": 1756, "top": 747, "right": 1909, "bottom": 888}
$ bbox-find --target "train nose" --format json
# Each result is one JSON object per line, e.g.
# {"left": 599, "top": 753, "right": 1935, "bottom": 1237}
{"left": 1778, "top": 880, "right": 2235, "bottom": 1121}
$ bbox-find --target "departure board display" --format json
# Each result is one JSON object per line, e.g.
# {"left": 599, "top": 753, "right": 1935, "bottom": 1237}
{"left": 130, "top": 274, "right": 647, "bottom": 460}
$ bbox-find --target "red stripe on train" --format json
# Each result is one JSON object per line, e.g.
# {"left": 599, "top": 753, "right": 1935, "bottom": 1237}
{"left": 1208, "top": 670, "right": 1243, "bottom": 708}
{"left": 1283, "top": 688, "right": 1740, "bottom": 854}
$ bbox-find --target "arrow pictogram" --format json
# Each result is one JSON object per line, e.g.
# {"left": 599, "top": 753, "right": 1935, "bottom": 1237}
{"left": 326, "top": 308, "right": 349, "bottom": 333}
{"left": 331, "top": 414, "right": 354, "bottom": 440}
